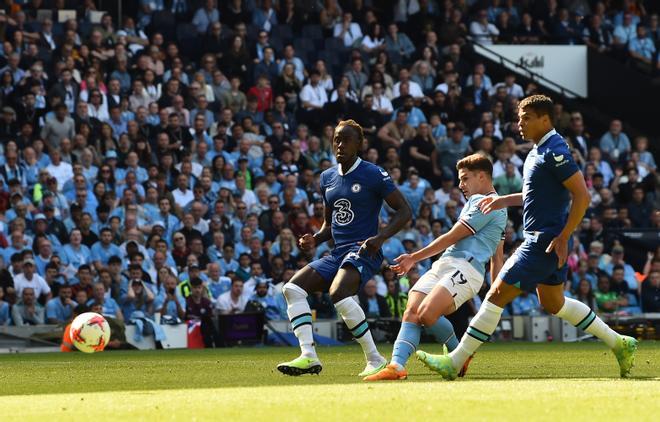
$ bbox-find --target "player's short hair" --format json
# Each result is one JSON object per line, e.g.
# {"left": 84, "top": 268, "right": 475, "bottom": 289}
{"left": 519, "top": 94, "right": 553, "bottom": 118}
{"left": 456, "top": 154, "right": 493, "bottom": 178}
{"left": 336, "top": 119, "right": 364, "bottom": 142}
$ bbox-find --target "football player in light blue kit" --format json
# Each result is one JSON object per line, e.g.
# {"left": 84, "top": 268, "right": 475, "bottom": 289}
{"left": 277, "top": 120, "right": 412, "bottom": 377}
{"left": 365, "top": 154, "right": 507, "bottom": 381}
{"left": 417, "top": 95, "right": 637, "bottom": 380}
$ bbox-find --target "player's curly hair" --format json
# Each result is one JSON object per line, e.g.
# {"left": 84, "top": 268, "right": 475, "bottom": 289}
{"left": 518, "top": 94, "right": 553, "bottom": 118}
{"left": 336, "top": 119, "right": 365, "bottom": 142}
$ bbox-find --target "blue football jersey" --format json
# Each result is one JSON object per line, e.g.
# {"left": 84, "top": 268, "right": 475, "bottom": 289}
{"left": 444, "top": 191, "right": 507, "bottom": 275}
{"left": 522, "top": 129, "right": 579, "bottom": 236}
{"left": 320, "top": 158, "right": 397, "bottom": 247}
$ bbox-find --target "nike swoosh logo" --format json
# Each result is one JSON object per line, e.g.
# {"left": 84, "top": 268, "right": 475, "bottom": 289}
{"left": 553, "top": 153, "right": 564, "bottom": 162}
{"left": 326, "top": 186, "right": 336, "bottom": 192}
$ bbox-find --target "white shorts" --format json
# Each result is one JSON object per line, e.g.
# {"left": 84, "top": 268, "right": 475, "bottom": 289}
{"left": 410, "top": 256, "right": 485, "bottom": 309}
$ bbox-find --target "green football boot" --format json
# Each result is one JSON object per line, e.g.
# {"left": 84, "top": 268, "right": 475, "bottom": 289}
{"left": 416, "top": 345, "right": 458, "bottom": 381}
{"left": 358, "top": 357, "right": 387, "bottom": 377}
{"left": 613, "top": 335, "right": 638, "bottom": 378}
{"left": 277, "top": 356, "right": 323, "bottom": 376}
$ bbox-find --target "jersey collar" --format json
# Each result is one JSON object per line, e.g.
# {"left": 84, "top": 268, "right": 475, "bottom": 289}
{"left": 338, "top": 157, "right": 362, "bottom": 176}
{"left": 535, "top": 128, "right": 557, "bottom": 148}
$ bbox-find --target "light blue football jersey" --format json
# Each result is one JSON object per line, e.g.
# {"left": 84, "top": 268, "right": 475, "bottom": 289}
{"left": 443, "top": 191, "right": 507, "bottom": 275}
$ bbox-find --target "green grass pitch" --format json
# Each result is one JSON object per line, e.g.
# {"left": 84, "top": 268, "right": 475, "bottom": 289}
{"left": 0, "top": 341, "right": 658, "bottom": 421}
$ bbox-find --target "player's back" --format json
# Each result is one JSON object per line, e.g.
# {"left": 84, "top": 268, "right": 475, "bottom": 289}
{"left": 444, "top": 192, "right": 507, "bottom": 275}
{"left": 522, "top": 130, "right": 579, "bottom": 236}
{"left": 320, "top": 158, "right": 396, "bottom": 247}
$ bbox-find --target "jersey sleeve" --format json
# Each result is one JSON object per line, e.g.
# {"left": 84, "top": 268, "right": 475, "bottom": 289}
{"left": 458, "top": 197, "right": 494, "bottom": 235}
{"left": 543, "top": 145, "right": 579, "bottom": 182}
{"left": 374, "top": 166, "right": 397, "bottom": 198}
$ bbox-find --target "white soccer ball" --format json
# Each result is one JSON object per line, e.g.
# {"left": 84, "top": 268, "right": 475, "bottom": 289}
{"left": 70, "top": 312, "right": 111, "bottom": 353}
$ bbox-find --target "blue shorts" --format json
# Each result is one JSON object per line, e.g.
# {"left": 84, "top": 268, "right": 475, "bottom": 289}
{"left": 499, "top": 232, "right": 571, "bottom": 292}
{"left": 308, "top": 243, "right": 383, "bottom": 288}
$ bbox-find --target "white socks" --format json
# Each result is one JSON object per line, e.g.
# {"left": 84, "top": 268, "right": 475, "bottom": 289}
{"left": 334, "top": 297, "right": 382, "bottom": 363}
{"left": 555, "top": 297, "right": 619, "bottom": 348}
{"left": 450, "top": 300, "right": 504, "bottom": 369}
{"left": 283, "top": 283, "right": 316, "bottom": 358}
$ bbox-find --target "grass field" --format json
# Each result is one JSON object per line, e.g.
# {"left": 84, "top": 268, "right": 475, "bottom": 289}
{"left": 0, "top": 341, "right": 658, "bottom": 421}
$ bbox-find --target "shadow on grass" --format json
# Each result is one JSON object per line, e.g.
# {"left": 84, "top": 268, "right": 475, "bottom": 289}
{"left": 0, "top": 343, "right": 657, "bottom": 396}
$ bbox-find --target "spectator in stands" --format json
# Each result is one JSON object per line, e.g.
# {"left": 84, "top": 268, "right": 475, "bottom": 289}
{"left": 494, "top": 161, "right": 523, "bottom": 195}
{"left": 334, "top": 12, "right": 363, "bottom": 48}
{"left": 13, "top": 258, "right": 51, "bottom": 303}
{"left": 122, "top": 276, "right": 155, "bottom": 320}
{"left": 385, "top": 23, "right": 415, "bottom": 64}
{"left": 385, "top": 279, "right": 407, "bottom": 319}
{"left": 575, "top": 279, "right": 598, "bottom": 311}
{"left": 628, "top": 25, "right": 656, "bottom": 66}
{"left": 45, "top": 284, "right": 74, "bottom": 325}
{"left": 216, "top": 277, "right": 247, "bottom": 314}
{"left": 594, "top": 274, "right": 625, "bottom": 313}
{"left": 470, "top": 9, "right": 500, "bottom": 45}
{"left": 192, "top": 0, "right": 220, "bottom": 35}
{"left": 641, "top": 270, "right": 660, "bottom": 312}
{"left": 600, "top": 119, "right": 631, "bottom": 163}
{"left": 90, "top": 282, "right": 124, "bottom": 322}
{"left": 12, "top": 287, "right": 45, "bottom": 326}
{"left": 358, "top": 279, "right": 391, "bottom": 318}
{"left": 613, "top": 12, "right": 637, "bottom": 51}
{"left": 155, "top": 272, "right": 186, "bottom": 320}
{"left": 185, "top": 276, "right": 216, "bottom": 347}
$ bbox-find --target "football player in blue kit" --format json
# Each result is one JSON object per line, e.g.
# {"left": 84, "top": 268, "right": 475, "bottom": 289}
{"left": 277, "top": 120, "right": 412, "bottom": 377}
{"left": 417, "top": 95, "right": 638, "bottom": 380}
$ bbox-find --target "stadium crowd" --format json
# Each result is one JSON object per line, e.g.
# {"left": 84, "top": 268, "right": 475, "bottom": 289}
{"left": 0, "top": 1, "right": 657, "bottom": 346}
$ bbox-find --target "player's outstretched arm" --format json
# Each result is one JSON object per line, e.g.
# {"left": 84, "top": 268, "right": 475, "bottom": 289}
{"left": 391, "top": 222, "right": 472, "bottom": 275}
{"left": 478, "top": 193, "right": 522, "bottom": 214}
{"left": 546, "top": 171, "right": 590, "bottom": 267}
{"left": 358, "top": 189, "right": 412, "bottom": 257}
{"left": 490, "top": 240, "right": 505, "bottom": 283}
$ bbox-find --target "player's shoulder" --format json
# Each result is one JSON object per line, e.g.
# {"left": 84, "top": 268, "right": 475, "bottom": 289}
{"left": 320, "top": 166, "right": 338, "bottom": 183}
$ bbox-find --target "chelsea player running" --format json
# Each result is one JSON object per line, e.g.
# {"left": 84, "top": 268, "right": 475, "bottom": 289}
{"left": 417, "top": 95, "right": 638, "bottom": 380}
{"left": 365, "top": 154, "right": 507, "bottom": 381}
{"left": 277, "top": 120, "right": 412, "bottom": 377}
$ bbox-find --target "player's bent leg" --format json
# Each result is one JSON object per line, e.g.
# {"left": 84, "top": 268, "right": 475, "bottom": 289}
{"left": 277, "top": 266, "right": 326, "bottom": 376}
{"left": 538, "top": 283, "right": 638, "bottom": 377}
{"left": 417, "top": 285, "right": 460, "bottom": 350}
{"left": 417, "top": 278, "right": 521, "bottom": 380}
{"left": 330, "top": 265, "right": 386, "bottom": 377}
{"left": 364, "top": 292, "right": 427, "bottom": 381}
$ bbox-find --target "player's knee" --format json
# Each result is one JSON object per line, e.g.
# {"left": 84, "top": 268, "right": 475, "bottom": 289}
{"left": 541, "top": 298, "right": 564, "bottom": 315}
{"left": 328, "top": 286, "right": 348, "bottom": 304}
{"left": 402, "top": 307, "right": 420, "bottom": 324}
{"left": 417, "top": 303, "right": 438, "bottom": 327}
{"left": 282, "top": 282, "right": 307, "bottom": 301}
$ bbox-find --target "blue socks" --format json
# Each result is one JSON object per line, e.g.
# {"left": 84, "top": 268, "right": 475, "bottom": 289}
{"left": 426, "top": 316, "right": 459, "bottom": 351}
{"left": 391, "top": 322, "right": 421, "bottom": 368}
{"left": 391, "top": 317, "right": 458, "bottom": 369}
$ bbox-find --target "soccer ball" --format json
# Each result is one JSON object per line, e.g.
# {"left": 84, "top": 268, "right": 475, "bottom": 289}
{"left": 70, "top": 312, "right": 111, "bottom": 353}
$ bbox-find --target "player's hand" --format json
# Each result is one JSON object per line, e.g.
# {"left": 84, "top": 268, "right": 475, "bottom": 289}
{"left": 357, "top": 236, "right": 384, "bottom": 258}
{"left": 478, "top": 195, "right": 506, "bottom": 214}
{"left": 298, "top": 233, "right": 316, "bottom": 251}
{"left": 390, "top": 254, "right": 416, "bottom": 276}
{"left": 546, "top": 235, "right": 569, "bottom": 268}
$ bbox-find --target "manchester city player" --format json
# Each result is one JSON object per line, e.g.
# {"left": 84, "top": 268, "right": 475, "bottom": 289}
{"left": 364, "top": 154, "right": 507, "bottom": 381}
{"left": 417, "top": 95, "right": 638, "bottom": 380}
{"left": 277, "top": 120, "right": 412, "bottom": 377}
